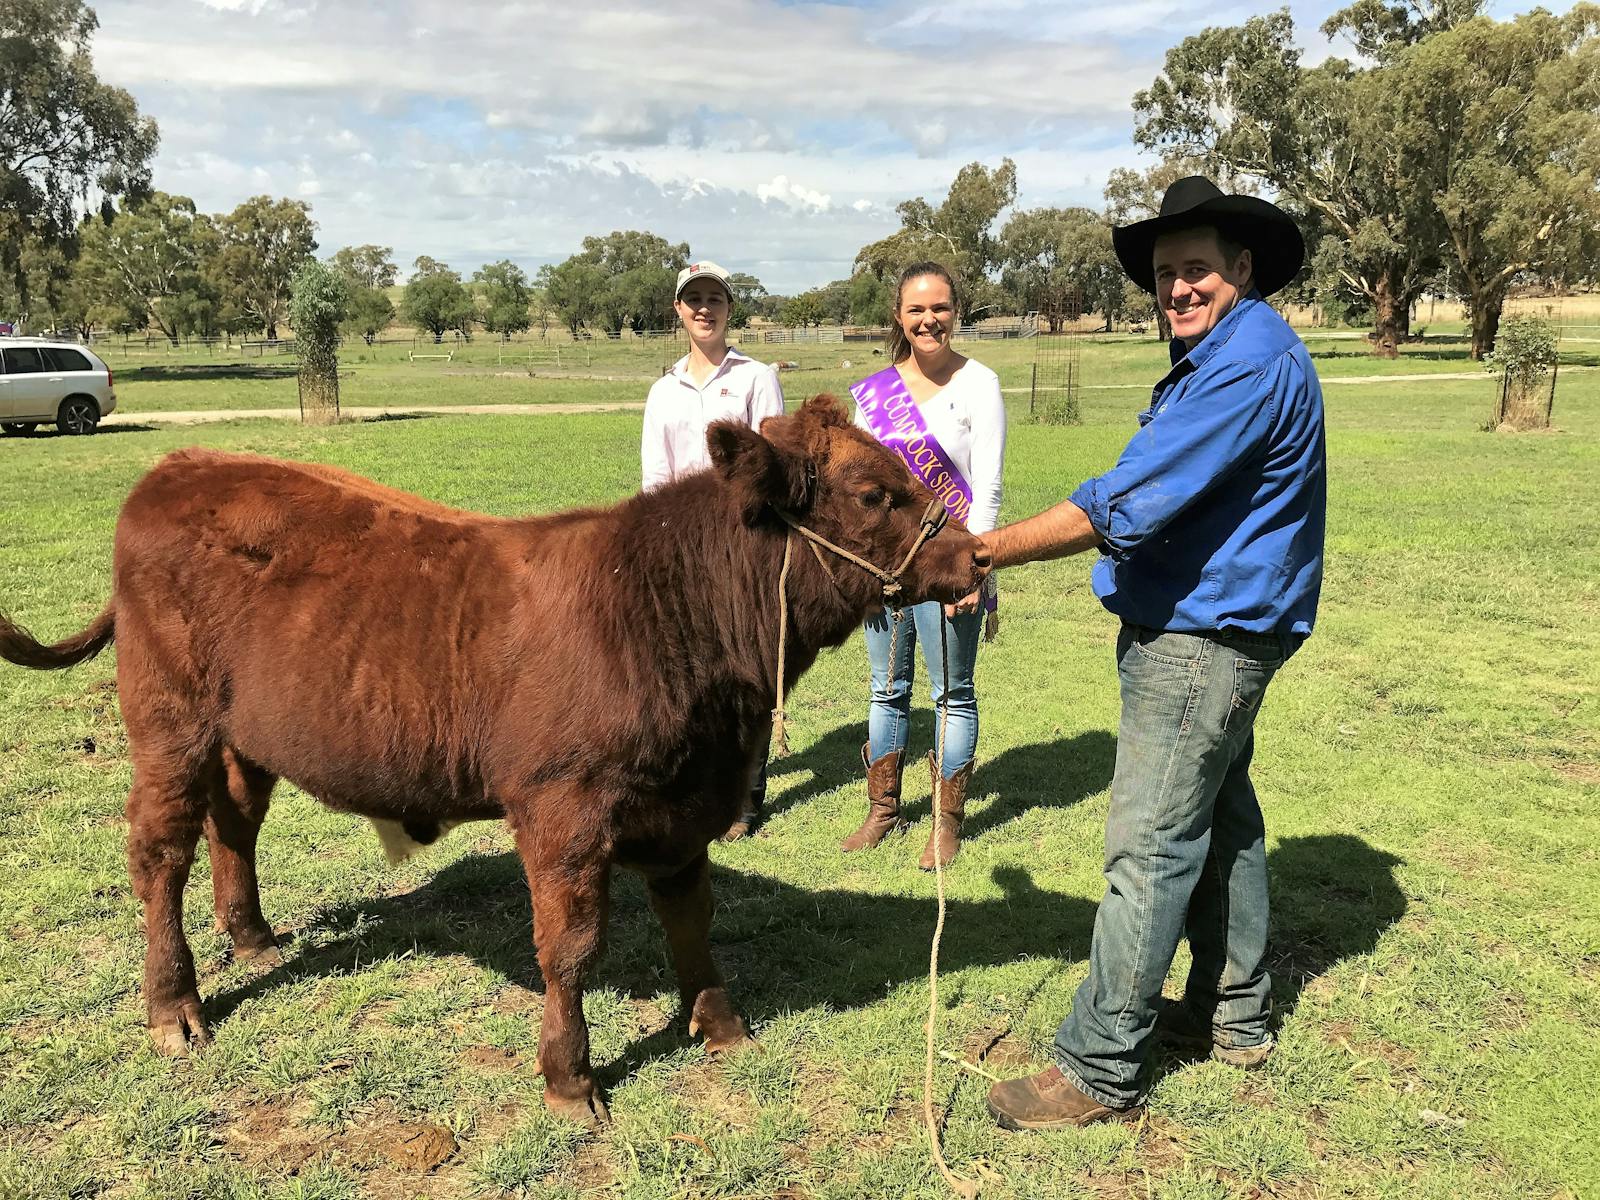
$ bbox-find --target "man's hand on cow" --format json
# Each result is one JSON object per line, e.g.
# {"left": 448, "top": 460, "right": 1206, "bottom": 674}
{"left": 945, "top": 588, "right": 982, "bottom": 619}
{"left": 981, "top": 500, "right": 1102, "bottom": 569}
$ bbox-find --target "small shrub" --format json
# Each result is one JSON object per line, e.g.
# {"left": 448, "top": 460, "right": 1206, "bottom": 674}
{"left": 289, "top": 261, "right": 349, "bottom": 426}
{"left": 1485, "top": 314, "right": 1558, "bottom": 430}
{"left": 1032, "top": 390, "right": 1081, "bottom": 426}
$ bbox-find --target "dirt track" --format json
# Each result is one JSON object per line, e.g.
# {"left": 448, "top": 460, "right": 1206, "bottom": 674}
{"left": 102, "top": 401, "right": 648, "bottom": 426}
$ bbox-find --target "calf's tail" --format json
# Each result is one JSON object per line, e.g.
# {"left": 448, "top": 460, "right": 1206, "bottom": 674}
{"left": 0, "top": 603, "right": 116, "bottom": 669}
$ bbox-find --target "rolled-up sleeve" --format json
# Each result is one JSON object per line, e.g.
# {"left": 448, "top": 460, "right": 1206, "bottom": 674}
{"left": 1069, "top": 359, "right": 1275, "bottom": 557}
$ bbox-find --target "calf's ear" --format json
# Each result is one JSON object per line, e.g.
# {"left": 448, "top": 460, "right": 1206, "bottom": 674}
{"left": 708, "top": 420, "right": 813, "bottom": 524}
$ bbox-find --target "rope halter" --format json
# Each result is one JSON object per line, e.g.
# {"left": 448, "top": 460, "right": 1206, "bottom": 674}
{"left": 773, "top": 496, "right": 949, "bottom": 605}
{"left": 768, "top": 496, "right": 951, "bottom": 756}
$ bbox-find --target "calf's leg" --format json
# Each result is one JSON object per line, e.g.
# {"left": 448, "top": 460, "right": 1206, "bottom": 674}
{"left": 126, "top": 751, "right": 213, "bottom": 1054}
{"left": 514, "top": 817, "right": 613, "bottom": 1124}
{"left": 646, "top": 852, "right": 753, "bottom": 1052}
{"left": 204, "top": 748, "right": 280, "bottom": 965}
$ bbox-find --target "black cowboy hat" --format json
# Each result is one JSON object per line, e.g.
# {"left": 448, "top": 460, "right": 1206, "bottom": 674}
{"left": 1113, "top": 176, "right": 1306, "bottom": 298}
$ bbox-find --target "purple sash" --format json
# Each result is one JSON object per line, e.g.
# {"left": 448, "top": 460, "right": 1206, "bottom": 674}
{"left": 851, "top": 365, "right": 996, "bottom": 616}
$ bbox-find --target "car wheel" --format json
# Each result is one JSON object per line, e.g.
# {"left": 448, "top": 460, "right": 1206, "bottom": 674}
{"left": 1, "top": 422, "right": 38, "bottom": 436}
{"left": 57, "top": 396, "right": 100, "bottom": 435}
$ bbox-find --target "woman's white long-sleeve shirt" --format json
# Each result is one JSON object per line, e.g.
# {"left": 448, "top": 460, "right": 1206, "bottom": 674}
{"left": 641, "top": 348, "right": 785, "bottom": 491}
{"left": 852, "top": 359, "right": 1007, "bottom": 534}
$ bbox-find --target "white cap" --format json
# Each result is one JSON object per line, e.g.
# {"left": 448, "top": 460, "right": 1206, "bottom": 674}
{"left": 675, "top": 260, "right": 733, "bottom": 301}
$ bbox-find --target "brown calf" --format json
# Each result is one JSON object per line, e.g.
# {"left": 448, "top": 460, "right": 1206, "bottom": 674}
{"left": 0, "top": 395, "right": 989, "bottom": 1122}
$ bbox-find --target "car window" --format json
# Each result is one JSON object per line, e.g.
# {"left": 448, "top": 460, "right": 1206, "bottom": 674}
{"left": 2, "top": 347, "right": 46, "bottom": 374}
{"left": 44, "top": 347, "right": 92, "bottom": 372}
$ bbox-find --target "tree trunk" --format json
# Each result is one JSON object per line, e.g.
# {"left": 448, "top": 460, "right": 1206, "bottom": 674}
{"left": 1155, "top": 304, "right": 1172, "bottom": 342}
{"left": 1468, "top": 288, "right": 1506, "bottom": 362}
{"left": 266, "top": 321, "right": 278, "bottom": 342}
{"left": 1370, "top": 276, "right": 1403, "bottom": 359}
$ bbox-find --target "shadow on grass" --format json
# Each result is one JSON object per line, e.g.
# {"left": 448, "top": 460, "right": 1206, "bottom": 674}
{"left": 765, "top": 720, "right": 1118, "bottom": 839}
{"left": 8, "top": 423, "right": 161, "bottom": 438}
{"left": 1307, "top": 340, "right": 1600, "bottom": 369}
{"left": 118, "top": 364, "right": 298, "bottom": 381}
{"left": 1265, "top": 833, "right": 1407, "bottom": 1017}
{"left": 205, "top": 852, "right": 1101, "bottom": 1084}
{"left": 1154, "top": 832, "right": 1407, "bottom": 1080}
{"left": 203, "top": 821, "right": 1402, "bottom": 1091}
{"left": 1311, "top": 343, "right": 1473, "bottom": 364}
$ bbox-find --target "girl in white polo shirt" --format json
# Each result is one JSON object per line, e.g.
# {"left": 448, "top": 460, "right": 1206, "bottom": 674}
{"left": 641, "top": 260, "right": 785, "bottom": 839}
{"left": 641, "top": 262, "right": 785, "bottom": 492}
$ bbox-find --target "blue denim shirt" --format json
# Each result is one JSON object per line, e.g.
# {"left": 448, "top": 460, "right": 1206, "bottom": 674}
{"left": 1068, "top": 294, "right": 1326, "bottom": 650}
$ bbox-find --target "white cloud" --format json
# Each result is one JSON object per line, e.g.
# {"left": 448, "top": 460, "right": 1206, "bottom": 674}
{"left": 756, "top": 175, "right": 831, "bottom": 212}
{"left": 194, "top": 0, "right": 275, "bottom": 12}
{"left": 85, "top": 0, "right": 1362, "bottom": 292}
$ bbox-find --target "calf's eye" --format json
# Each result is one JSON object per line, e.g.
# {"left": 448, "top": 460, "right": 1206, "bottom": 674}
{"left": 860, "top": 488, "right": 885, "bottom": 509}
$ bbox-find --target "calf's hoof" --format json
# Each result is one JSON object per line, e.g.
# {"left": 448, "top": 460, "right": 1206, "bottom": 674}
{"left": 148, "top": 997, "right": 211, "bottom": 1056}
{"left": 689, "top": 989, "right": 754, "bottom": 1053}
{"left": 544, "top": 1088, "right": 610, "bottom": 1127}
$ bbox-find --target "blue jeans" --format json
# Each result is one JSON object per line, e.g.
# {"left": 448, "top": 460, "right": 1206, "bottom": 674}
{"left": 1055, "top": 625, "right": 1284, "bottom": 1108}
{"left": 864, "top": 601, "right": 982, "bottom": 778}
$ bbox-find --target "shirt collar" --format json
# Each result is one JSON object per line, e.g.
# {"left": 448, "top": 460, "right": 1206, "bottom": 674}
{"left": 673, "top": 345, "right": 749, "bottom": 385}
{"left": 1156, "top": 289, "right": 1265, "bottom": 391}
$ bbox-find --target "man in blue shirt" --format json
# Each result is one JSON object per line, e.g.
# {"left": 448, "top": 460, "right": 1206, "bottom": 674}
{"left": 983, "top": 177, "right": 1327, "bottom": 1130}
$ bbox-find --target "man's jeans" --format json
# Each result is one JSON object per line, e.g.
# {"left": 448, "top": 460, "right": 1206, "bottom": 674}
{"left": 1055, "top": 624, "right": 1285, "bottom": 1109}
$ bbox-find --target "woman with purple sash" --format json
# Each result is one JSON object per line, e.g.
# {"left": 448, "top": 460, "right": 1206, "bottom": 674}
{"left": 841, "top": 261, "right": 1007, "bottom": 869}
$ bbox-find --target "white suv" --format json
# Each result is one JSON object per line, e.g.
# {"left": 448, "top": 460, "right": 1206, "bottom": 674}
{"left": 1, "top": 340, "right": 117, "bottom": 436}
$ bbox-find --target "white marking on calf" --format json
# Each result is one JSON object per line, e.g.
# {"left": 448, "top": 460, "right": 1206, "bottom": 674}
{"left": 368, "top": 818, "right": 461, "bottom": 866}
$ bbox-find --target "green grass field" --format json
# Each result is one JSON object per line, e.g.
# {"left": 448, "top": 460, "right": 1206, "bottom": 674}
{"left": 84, "top": 325, "right": 1600, "bottom": 420}
{"left": 1, "top": 336, "right": 1596, "bottom": 1200}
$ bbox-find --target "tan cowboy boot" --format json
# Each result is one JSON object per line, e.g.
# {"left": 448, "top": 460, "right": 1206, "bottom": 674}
{"left": 986, "top": 1065, "right": 1144, "bottom": 1131}
{"left": 840, "top": 743, "right": 907, "bottom": 851}
{"left": 919, "top": 752, "right": 974, "bottom": 871}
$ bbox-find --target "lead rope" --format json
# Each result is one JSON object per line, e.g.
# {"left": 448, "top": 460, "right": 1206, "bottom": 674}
{"left": 769, "top": 498, "right": 946, "bottom": 760}
{"left": 771, "top": 531, "right": 795, "bottom": 757}
{"left": 924, "top": 614, "right": 979, "bottom": 1199}
{"left": 769, "top": 506, "right": 976, "bottom": 1195}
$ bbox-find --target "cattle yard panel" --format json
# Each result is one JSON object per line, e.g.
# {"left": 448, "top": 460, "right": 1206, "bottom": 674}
{"left": 1029, "top": 291, "right": 1086, "bottom": 425}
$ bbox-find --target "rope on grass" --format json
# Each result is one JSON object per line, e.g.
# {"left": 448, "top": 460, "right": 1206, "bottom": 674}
{"left": 765, "top": 509, "right": 976, "bottom": 1195}
{"left": 922, "top": 614, "right": 980, "bottom": 1200}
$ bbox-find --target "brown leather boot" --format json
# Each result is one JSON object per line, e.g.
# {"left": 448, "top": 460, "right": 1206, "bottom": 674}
{"left": 986, "top": 1065, "right": 1144, "bottom": 1131}
{"left": 918, "top": 752, "right": 973, "bottom": 871}
{"left": 840, "top": 744, "right": 907, "bottom": 852}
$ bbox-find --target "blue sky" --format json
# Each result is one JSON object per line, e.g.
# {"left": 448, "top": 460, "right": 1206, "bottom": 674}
{"left": 89, "top": 0, "right": 1535, "bottom": 294}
